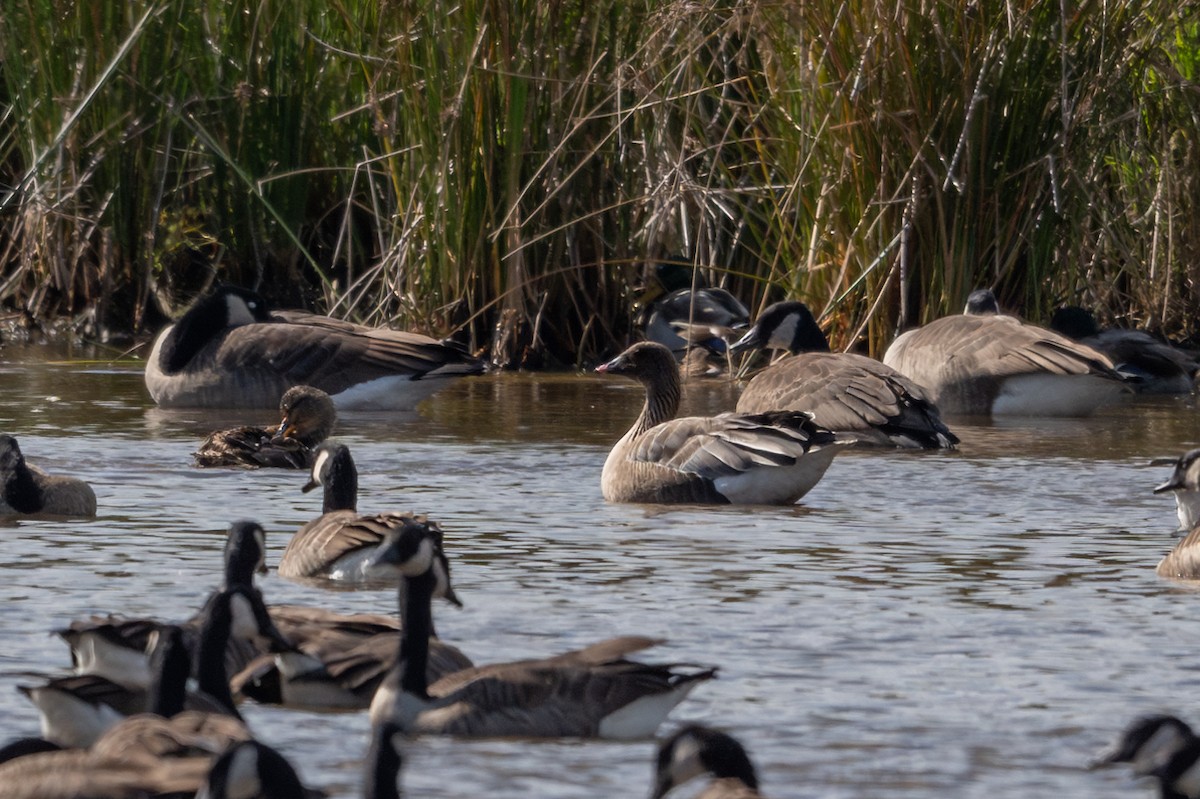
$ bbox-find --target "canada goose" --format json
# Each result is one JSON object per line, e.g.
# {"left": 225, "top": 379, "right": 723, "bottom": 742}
{"left": 638, "top": 260, "right": 750, "bottom": 359}
{"left": 1051, "top": 306, "right": 1198, "bottom": 395}
{"left": 0, "top": 434, "right": 96, "bottom": 518}
{"left": 144, "top": 285, "right": 485, "bottom": 409}
{"left": 596, "top": 341, "right": 845, "bottom": 504}
{"left": 653, "top": 725, "right": 764, "bottom": 799}
{"left": 365, "top": 521, "right": 717, "bottom": 737}
{"left": 196, "top": 740, "right": 320, "bottom": 799}
{"left": 1091, "top": 714, "right": 1200, "bottom": 798}
{"left": 194, "top": 385, "right": 337, "bottom": 469}
{"left": 278, "top": 443, "right": 443, "bottom": 582}
{"left": 364, "top": 721, "right": 405, "bottom": 799}
{"left": 731, "top": 301, "right": 958, "bottom": 449}
{"left": 1152, "top": 450, "right": 1200, "bottom": 580}
{"left": 882, "top": 297, "right": 1129, "bottom": 416}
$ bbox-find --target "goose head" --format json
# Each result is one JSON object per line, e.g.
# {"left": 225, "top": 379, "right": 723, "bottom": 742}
{"left": 0, "top": 434, "right": 23, "bottom": 473}
{"left": 596, "top": 341, "right": 680, "bottom": 388}
{"left": 731, "top": 300, "right": 830, "bottom": 355}
{"left": 1050, "top": 305, "right": 1102, "bottom": 340}
{"left": 272, "top": 386, "right": 336, "bottom": 448}
{"left": 302, "top": 443, "right": 357, "bottom": 514}
{"left": 964, "top": 288, "right": 1000, "bottom": 315}
{"left": 161, "top": 286, "right": 274, "bottom": 374}
{"left": 653, "top": 724, "right": 760, "bottom": 799}
{"left": 1092, "top": 714, "right": 1197, "bottom": 777}
{"left": 197, "top": 740, "right": 310, "bottom": 799}
{"left": 365, "top": 520, "right": 461, "bottom": 608}
{"left": 1155, "top": 449, "right": 1200, "bottom": 532}
{"left": 223, "top": 520, "right": 268, "bottom": 585}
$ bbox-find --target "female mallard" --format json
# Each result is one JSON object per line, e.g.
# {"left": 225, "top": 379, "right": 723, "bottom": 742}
{"left": 194, "top": 385, "right": 336, "bottom": 469}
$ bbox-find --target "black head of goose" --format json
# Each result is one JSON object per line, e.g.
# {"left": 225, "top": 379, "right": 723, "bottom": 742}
{"left": 365, "top": 520, "right": 716, "bottom": 738}
{"left": 144, "top": 285, "right": 485, "bottom": 409}
{"left": 1152, "top": 450, "right": 1200, "bottom": 581}
{"left": 196, "top": 740, "right": 321, "bottom": 799}
{"left": 653, "top": 725, "right": 763, "bottom": 799}
{"left": 194, "top": 385, "right": 337, "bottom": 469}
{"left": 1092, "top": 714, "right": 1200, "bottom": 798}
{"left": 278, "top": 443, "right": 442, "bottom": 583}
{"left": 882, "top": 292, "right": 1130, "bottom": 416}
{"left": 595, "top": 341, "right": 845, "bottom": 504}
{"left": 0, "top": 434, "right": 96, "bottom": 518}
{"left": 963, "top": 288, "right": 1001, "bottom": 315}
{"left": 1050, "top": 305, "right": 1198, "bottom": 395}
{"left": 730, "top": 301, "right": 958, "bottom": 450}
{"left": 638, "top": 260, "right": 750, "bottom": 358}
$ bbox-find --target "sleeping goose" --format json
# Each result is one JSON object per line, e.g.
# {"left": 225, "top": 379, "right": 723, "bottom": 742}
{"left": 1152, "top": 449, "right": 1200, "bottom": 581}
{"left": 278, "top": 443, "right": 443, "bottom": 582}
{"left": 0, "top": 434, "right": 96, "bottom": 518}
{"left": 1091, "top": 714, "right": 1200, "bottom": 798}
{"left": 731, "top": 301, "right": 958, "bottom": 449}
{"left": 1051, "top": 305, "right": 1198, "bottom": 395}
{"left": 638, "top": 260, "right": 750, "bottom": 359}
{"left": 882, "top": 294, "right": 1129, "bottom": 416}
{"left": 144, "top": 285, "right": 485, "bottom": 409}
{"left": 194, "top": 385, "right": 337, "bottom": 469}
{"left": 653, "top": 725, "right": 765, "bottom": 799}
{"left": 366, "top": 520, "right": 717, "bottom": 737}
{"left": 596, "top": 341, "right": 845, "bottom": 504}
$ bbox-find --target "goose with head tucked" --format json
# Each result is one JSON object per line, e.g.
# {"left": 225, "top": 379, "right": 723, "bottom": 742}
{"left": 366, "top": 520, "right": 717, "bottom": 738}
{"left": 1051, "top": 305, "right": 1198, "bottom": 395}
{"left": 882, "top": 291, "right": 1130, "bottom": 416}
{"left": 144, "top": 285, "right": 485, "bottom": 409}
{"left": 653, "top": 725, "right": 765, "bottom": 799}
{"left": 731, "top": 301, "right": 958, "bottom": 449}
{"left": 1091, "top": 714, "right": 1200, "bottom": 798}
{"left": 0, "top": 434, "right": 96, "bottom": 518}
{"left": 194, "top": 385, "right": 337, "bottom": 469}
{"left": 596, "top": 341, "right": 845, "bottom": 504}
{"left": 277, "top": 443, "right": 443, "bottom": 583}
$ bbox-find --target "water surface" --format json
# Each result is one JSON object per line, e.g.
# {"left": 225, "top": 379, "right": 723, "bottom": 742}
{"left": 1, "top": 343, "right": 1199, "bottom": 798}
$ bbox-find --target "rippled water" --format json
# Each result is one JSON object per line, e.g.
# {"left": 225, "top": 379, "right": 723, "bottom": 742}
{"left": 2, "top": 342, "right": 1200, "bottom": 798}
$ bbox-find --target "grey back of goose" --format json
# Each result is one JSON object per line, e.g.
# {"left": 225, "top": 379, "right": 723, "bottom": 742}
{"left": 194, "top": 385, "right": 337, "bottom": 469}
{"left": 596, "top": 341, "right": 845, "bottom": 504}
{"left": 144, "top": 285, "right": 485, "bottom": 409}
{"left": 654, "top": 725, "right": 764, "bottom": 799}
{"left": 882, "top": 296, "right": 1129, "bottom": 416}
{"left": 0, "top": 434, "right": 96, "bottom": 518}
{"left": 732, "top": 301, "right": 958, "bottom": 449}
{"left": 365, "top": 521, "right": 717, "bottom": 738}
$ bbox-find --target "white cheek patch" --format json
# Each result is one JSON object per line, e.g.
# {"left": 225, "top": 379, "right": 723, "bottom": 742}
{"left": 310, "top": 449, "right": 332, "bottom": 485}
{"left": 229, "top": 593, "right": 260, "bottom": 641}
{"left": 225, "top": 296, "right": 259, "bottom": 327}
{"left": 1131, "top": 723, "right": 1190, "bottom": 774}
{"left": 400, "top": 538, "right": 435, "bottom": 577}
{"left": 769, "top": 315, "right": 799, "bottom": 350}
{"left": 668, "top": 733, "right": 707, "bottom": 785}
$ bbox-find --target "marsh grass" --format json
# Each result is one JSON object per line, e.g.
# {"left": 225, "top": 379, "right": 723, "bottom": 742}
{"left": 1, "top": 0, "right": 1198, "bottom": 363}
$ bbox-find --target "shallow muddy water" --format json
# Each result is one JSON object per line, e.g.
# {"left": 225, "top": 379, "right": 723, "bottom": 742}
{"left": 2, "top": 342, "right": 1200, "bottom": 798}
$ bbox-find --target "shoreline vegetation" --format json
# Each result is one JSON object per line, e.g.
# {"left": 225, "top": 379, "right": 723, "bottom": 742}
{"left": 1, "top": 1, "right": 1198, "bottom": 369}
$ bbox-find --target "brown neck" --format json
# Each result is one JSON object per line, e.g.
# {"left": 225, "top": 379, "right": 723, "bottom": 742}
{"left": 633, "top": 368, "right": 681, "bottom": 435}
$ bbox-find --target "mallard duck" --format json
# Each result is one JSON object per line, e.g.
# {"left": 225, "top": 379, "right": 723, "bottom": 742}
{"left": 365, "top": 520, "right": 717, "bottom": 737}
{"left": 194, "top": 385, "right": 337, "bottom": 469}
{"left": 731, "top": 301, "right": 958, "bottom": 449}
{"left": 596, "top": 341, "right": 846, "bottom": 504}
{"left": 882, "top": 294, "right": 1130, "bottom": 416}
{"left": 144, "top": 285, "right": 485, "bottom": 409}
{"left": 638, "top": 260, "right": 749, "bottom": 358}
{"left": 0, "top": 434, "right": 96, "bottom": 518}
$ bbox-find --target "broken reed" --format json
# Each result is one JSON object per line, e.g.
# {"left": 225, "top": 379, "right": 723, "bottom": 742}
{"left": 1, "top": 0, "right": 1197, "bottom": 363}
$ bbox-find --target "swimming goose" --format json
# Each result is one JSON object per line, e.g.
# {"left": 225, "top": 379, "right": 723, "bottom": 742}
{"left": 1092, "top": 714, "right": 1200, "bottom": 798}
{"left": 596, "top": 341, "right": 845, "bottom": 504}
{"left": 1051, "top": 306, "right": 1198, "bottom": 395}
{"left": 194, "top": 385, "right": 337, "bottom": 469}
{"left": 366, "top": 521, "right": 717, "bottom": 737}
{"left": 144, "top": 285, "right": 485, "bottom": 409}
{"left": 196, "top": 740, "right": 319, "bottom": 799}
{"left": 1152, "top": 450, "right": 1200, "bottom": 580}
{"left": 882, "top": 297, "right": 1129, "bottom": 416}
{"left": 653, "top": 725, "right": 764, "bottom": 799}
{"left": 731, "top": 301, "right": 958, "bottom": 449}
{"left": 638, "top": 261, "right": 750, "bottom": 359}
{"left": 278, "top": 443, "right": 443, "bottom": 582}
{"left": 0, "top": 434, "right": 96, "bottom": 518}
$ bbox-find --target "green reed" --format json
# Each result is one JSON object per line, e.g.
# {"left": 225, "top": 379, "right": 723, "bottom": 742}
{"left": 1, "top": 0, "right": 1198, "bottom": 362}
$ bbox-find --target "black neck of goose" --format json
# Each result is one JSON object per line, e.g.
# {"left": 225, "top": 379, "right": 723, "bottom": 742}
{"left": 195, "top": 591, "right": 244, "bottom": 720}
{"left": 4, "top": 460, "right": 43, "bottom": 514}
{"left": 708, "top": 747, "right": 759, "bottom": 790}
{"left": 635, "top": 369, "right": 682, "bottom": 435}
{"left": 149, "top": 635, "right": 192, "bottom": 718}
{"left": 323, "top": 452, "right": 358, "bottom": 513}
{"left": 258, "top": 744, "right": 309, "bottom": 798}
{"left": 364, "top": 726, "right": 403, "bottom": 799}
{"left": 398, "top": 570, "right": 436, "bottom": 699}
{"left": 161, "top": 293, "right": 231, "bottom": 374}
